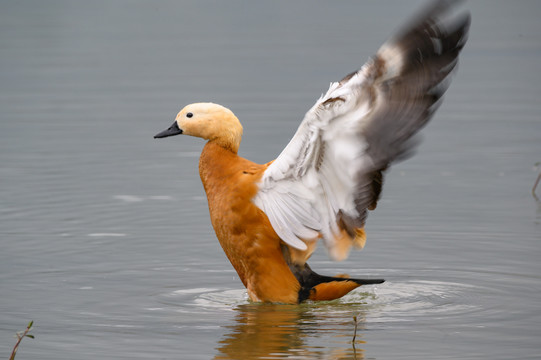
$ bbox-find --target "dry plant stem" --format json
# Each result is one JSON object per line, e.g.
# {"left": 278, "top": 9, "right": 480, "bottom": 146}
{"left": 9, "top": 321, "right": 34, "bottom": 360}
{"left": 533, "top": 172, "right": 541, "bottom": 200}
{"left": 352, "top": 315, "right": 359, "bottom": 359}
{"left": 352, "top": 315, "right": 358, "bottom": 343}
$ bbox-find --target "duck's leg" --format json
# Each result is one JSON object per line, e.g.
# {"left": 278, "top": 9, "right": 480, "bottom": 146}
{"left": 288, "top": 262, "right": 384, "bottom": 303}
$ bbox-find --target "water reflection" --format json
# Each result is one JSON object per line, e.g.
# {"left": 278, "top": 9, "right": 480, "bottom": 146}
{"left": 215, "top": 302, "right": 369, "bottom": 360}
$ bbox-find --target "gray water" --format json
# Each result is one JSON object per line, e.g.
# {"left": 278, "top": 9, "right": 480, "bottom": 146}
{"left": 1, "top": 1, "right": 540, "bottom": 359}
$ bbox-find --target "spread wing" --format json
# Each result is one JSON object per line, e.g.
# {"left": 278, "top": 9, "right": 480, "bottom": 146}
{"left": 253, "top": 0, "right": 470, "bottom": 260}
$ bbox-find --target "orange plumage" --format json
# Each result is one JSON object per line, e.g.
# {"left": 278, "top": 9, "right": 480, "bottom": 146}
{"left": 199, "top": 142, "right": 300, "bottom": 303}
{"left": 155, "top": 103, "right": 382, "bottom": 303}
{"left": 154, "top": 1, "right": 470, "bottom": 304}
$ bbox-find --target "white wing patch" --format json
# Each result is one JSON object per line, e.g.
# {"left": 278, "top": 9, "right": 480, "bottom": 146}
{"left": 254, "top": 70, "right": 373, "bottom": 256}
{"left": 253, "top": 0, "right": 470, "bottom": 260}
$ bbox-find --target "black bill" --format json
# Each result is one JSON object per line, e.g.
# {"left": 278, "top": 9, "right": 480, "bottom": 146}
{"left": 154, "top": 121, "right": 183, "bottom": 138}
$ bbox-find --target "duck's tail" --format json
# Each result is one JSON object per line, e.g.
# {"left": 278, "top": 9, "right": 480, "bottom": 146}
{"left": 289, "top": 263, "right": 384, "bottom": 303}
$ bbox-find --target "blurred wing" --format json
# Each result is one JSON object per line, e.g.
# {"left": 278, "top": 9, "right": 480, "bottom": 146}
{"left": 254, "top": 0, "right": 470, "bottom": 260}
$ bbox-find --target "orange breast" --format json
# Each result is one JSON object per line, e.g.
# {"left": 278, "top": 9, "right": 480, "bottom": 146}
{"left": 198, "top": 142, "right": 300, "bottom": 303}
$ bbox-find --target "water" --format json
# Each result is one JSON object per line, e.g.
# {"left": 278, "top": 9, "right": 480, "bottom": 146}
{"left": 1, "top": 1, "right": 540, "bottom": 359}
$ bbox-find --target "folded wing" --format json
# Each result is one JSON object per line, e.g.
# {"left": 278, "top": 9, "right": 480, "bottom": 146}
{"left": 254, "top": 0, "right": 470, "bottom": 260}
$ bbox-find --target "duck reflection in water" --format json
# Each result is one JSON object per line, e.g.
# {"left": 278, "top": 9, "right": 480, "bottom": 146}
{"left": 215, "top": 302, "right": 369, "bottom": 360}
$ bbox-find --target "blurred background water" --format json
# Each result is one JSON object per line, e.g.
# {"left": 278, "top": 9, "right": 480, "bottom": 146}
{"left": 1, "top": 1, "right": 540, "bottom": 359}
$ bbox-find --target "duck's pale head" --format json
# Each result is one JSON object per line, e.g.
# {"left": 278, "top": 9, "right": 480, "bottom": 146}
{"left": 154, "top": 102, "right": 243, "bottom": 153}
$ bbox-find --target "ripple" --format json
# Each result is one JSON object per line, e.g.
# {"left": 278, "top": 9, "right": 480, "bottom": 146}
{"left": 87, "top": 233, "right": 127, "bottom": 237}
{"left": 340, "top": 267, "right": 523, "bottom": 329}
{"left": 113, "top": 195, "right": 175, "bottom": 202}
{"left": 113, "top": 195, "right": 144, "bottom": 202}
{"left": 156, "top": 268, "right": 514, "bottom": 325}
{"left": 158, "top": 287, "right": 249, "bottom": 313}
{"left": 363, "top": 279, "right": 481, "bottom": 321}
{"left": 194, "top": 290, "right": 249, "bottom": 309}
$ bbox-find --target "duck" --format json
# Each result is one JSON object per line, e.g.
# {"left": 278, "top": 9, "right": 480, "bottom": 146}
{"left": 154, "top": 0, "right": 470, "bottom": 304}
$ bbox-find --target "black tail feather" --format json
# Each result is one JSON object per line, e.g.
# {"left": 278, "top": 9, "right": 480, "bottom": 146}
{"left": 289, "top": 262, "right": 384, "bottom": 303}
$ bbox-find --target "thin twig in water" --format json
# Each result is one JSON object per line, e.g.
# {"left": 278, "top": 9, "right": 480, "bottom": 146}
{"left": 352, "top": 315, "right": 360, "bottom": 359}
{"left": 533, "top": 170, "right": 541, "bottom": 201}
{"left": 9, "top": 321, "right": 34, "bottom": 360}
{"left": 352, "top": 315, "right": 358, "bottom": 343}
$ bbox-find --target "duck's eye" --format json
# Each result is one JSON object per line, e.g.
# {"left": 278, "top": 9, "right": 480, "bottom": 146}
{"left": 186, "top": 112, "right": 193, "bottom": 118}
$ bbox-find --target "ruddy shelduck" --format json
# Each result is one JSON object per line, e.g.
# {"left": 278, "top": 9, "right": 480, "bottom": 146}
{"left": 155, "top": 1, "right": 470, "bottom": 303}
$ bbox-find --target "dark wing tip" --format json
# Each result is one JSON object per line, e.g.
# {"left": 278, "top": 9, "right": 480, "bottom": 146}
{"left": 351, "top": 0, "right": 471, "bottom": 218}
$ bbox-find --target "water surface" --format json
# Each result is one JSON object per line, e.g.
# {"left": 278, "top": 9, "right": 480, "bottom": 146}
{"left": 1, "top": 1, "right": 540, "bottom": 359}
